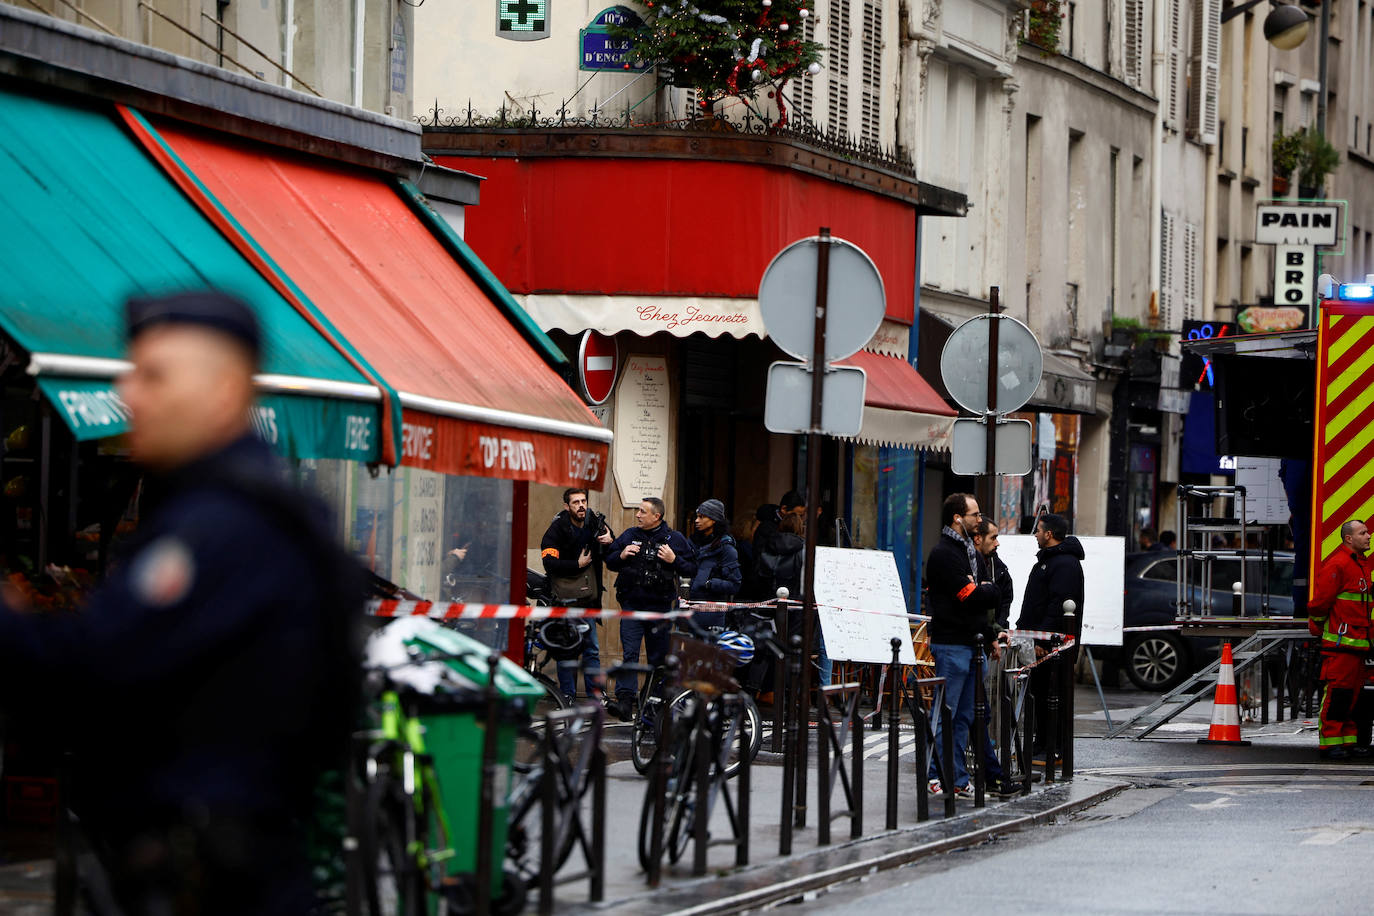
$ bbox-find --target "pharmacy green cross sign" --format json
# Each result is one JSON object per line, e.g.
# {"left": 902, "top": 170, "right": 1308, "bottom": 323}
{"left": 497, "top": 0, "right": 549, "bottom": 40}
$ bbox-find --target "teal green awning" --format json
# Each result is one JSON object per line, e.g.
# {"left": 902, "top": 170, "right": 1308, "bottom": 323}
{"left": 0, "top": 85, "right": 383, "bottom": 462}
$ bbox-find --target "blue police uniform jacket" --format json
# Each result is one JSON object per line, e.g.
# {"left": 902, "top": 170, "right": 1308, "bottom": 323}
{"left": 0, "top": 434, "right": 361, "bottom": 911}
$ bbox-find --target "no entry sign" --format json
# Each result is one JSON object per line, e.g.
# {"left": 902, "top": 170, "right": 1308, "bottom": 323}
{"left": 578, "top": 330, "right": 619, "bottom": 405}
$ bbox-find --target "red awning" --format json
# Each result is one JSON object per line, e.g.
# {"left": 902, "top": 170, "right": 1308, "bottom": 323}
{"left": 839, "top": 351, "right": 956, "bottom": 451}
{"left": 137, "top": 120, "right": 609, "bottom": 488}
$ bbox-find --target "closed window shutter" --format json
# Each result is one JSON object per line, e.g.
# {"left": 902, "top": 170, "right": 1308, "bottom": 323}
{"left": 1124, "top": 0, "right": 1144, "bottom": 89}
{"left": 1167, "top": 0, "right": 1183, "bottom": 129}
{"left": 860, "top": 1, "right": 882, "bottom": 146}
{"left": 1160, "top": 211, "right": 1176, "bottom": 328}
{"left": 1183, "top": 221, "right": 1199, "bottom": 321}
{"left": 827, "top": 0, "right": 851, "bottom": 136}
{"left": 1188, "top": 0, "right": 1221, "bottom": 143}
{"left": 684, "top": 88, "right": 700, "bottom": 119}
{"left": 795, "top": 14, "right": 818, "bottom": 121}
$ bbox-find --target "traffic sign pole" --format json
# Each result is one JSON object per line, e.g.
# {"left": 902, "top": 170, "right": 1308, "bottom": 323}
{"left": 983, "top": 288, "right": 1001, "bottom": 515}
{"left": 795, "top": 227, "right": 830, "bottom": 830}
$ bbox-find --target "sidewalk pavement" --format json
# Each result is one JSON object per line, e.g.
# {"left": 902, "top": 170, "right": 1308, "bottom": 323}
{"left": 0, "top": 726, "right": 1126, "bottom": 915}
{"left": 559, "top": 722, "right": 1127, "bottom": 915}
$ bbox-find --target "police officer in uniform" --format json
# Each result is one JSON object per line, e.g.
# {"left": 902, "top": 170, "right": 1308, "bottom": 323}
{"left": 0, "top": 291, "right": 363, "bottom": 913}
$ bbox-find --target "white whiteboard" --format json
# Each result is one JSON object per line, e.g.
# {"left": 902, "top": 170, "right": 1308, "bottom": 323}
{"left": 813, "top": 547, "right": 918, "bottom": 665}
{"left": 994, "top": 535, "right": 1125, "bottom": 647}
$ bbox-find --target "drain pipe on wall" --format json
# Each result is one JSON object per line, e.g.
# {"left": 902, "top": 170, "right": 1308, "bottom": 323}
{"left": 1149, "top": 0, "right": 1166, "bottom": 326}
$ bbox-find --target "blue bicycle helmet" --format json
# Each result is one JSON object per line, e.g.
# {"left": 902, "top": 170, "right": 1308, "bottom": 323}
{"left": 716, "top": 630, "right": 755, "bottom": 665}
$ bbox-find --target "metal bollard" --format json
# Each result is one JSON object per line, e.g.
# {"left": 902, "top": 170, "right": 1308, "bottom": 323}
{"left": 972, "top": 634, "right": 986, "bottom": 809}
{"left": 818, "top": 692, "right": 831, "bottom": 847}
{"left": 1044, "top": 641, "right": 1059, "bottom": 785}
{"left": 1059, "top": 646, "right": 1075, "bottom": 780}
{"left": 591, "top": 742, "right": 607, "bottom": 902}
{"left": 648, "top": 653, "right": 678, "bottom": 888}
{"left": 914, "top": 685, "right": 930, "bottom": 823}
{"left": 779, "top": 634, "right": 802, "bottom": 856}
{"left": 941, "top": 700, "right": 956, "bottom": 818}
{"left": 737, "top": 695, "right": 751, "bottom": 867}
{"left": 476, "top": 652, "right": 502, "bottom": 916}
{"left": 539, "top": 711, "right": 558, "bottom": 915}
{"left": 886, "top": 638, "right": 901, "bottom": 830}
{"left": 772, "top": 598, "right": 789, "bottom": 753}
{"left": 852, "top": 689, "right": 864, "bottom": 839}
{"left": 693, "top": 697, "right": 711, "bottom": 876}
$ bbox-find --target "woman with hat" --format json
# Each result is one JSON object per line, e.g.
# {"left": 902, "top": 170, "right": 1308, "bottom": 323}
{"left": 688, "top": 498, "right": 742, "bottom": 628}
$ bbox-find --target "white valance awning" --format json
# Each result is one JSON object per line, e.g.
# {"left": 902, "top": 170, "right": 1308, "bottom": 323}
{"left": 516, "top": 293, "right": 765, "bottom": 339}
{"left": 849, "top": 405, "right": 955, "bottom": 450}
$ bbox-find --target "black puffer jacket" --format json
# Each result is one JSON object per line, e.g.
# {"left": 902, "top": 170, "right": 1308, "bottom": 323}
{"left": 1016, "top": 536, "right": 1086, "bottom": 637}
{"left": 982, "top": 550, "right": 1014, "bottom": 631}
{"left": 925, "top": 532, "right": 1000, "bottom": 647}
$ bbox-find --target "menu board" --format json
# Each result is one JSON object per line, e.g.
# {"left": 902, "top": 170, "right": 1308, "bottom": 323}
{"left": 403, "top": 468, "right": 445, "bottom": 600}
{"left": 612, "top": 354, "right": 670, "bottom": 508}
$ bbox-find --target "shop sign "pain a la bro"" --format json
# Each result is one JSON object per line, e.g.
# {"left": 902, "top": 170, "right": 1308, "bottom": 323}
{"left": 1255, "top": 204, "right": 1341, "bottom": 246}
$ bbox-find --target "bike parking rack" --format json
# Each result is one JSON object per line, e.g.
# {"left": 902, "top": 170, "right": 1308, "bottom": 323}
{"left": 816, "top": 682, "right": 864, "bottom": 845}
{"left": 535, "top": 703, "right": 607, "bottom": 915}
{"left": 690, "top": 691, "right": 753, "bottom": 875}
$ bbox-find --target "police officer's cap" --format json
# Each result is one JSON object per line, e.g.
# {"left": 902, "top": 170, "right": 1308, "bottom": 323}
{"left": 126, "top": 290, "right": 261, "bottom": 362}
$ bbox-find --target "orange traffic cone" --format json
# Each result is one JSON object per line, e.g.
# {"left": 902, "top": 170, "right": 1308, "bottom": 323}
{"left": 1198, "top": 642, "right": 1251, "bottom": 746}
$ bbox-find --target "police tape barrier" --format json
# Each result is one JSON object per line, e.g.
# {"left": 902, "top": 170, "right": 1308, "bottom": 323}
{"left": 366, "top": 598, "right": 942, "bottom": 623}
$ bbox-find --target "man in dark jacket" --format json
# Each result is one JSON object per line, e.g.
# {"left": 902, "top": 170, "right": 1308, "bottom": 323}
{"left": 604, "top": 497, "right": 697, "bottom": 717}
{"left": 924, "top": 493, "right": 1010, "bottom": 797}
{"left": 1016, "top": 512, "right": 1085, "bottom": 757}
{"left": 540, "top": 487, "right": 615, "bottom": 701}
{"left": 0, "top": 292, "right": 362, "bottom": 914}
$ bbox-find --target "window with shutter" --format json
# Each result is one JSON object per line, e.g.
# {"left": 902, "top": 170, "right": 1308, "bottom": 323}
{"left": 1160, "top": 211, "right": 1176, "bottom": 328}
{"left": 1183, "top": 221, "right": 1199, "bottom": 321}
{"left": 684, "top": 88, "right": 700, "bottom": 119}
{"left": 1124, "top": 0, "right": 1144, "bottom": 88}
{"left": 860, "top": 1, "right": 882, "bottom": 146}
{"left": 1188, "top": 0, "right": 1221, "bottom": 143}
{"left": 795, "top": 13, "right": 818, "bottom": 122}
{"left": 827, "top": 0, "right": 852, "bottom": 136}
{"left": 1167, "top": 0, "right": 1183, "bottom": 129}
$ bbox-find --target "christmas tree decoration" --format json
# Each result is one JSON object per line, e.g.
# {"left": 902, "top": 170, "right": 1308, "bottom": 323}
{"left": 609, "top": 0, "right": 823, "bottom": 126}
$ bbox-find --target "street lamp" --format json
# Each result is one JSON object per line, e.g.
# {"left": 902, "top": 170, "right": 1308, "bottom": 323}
{"left": 1222, "top": 1, "right": 1328, "bottom": 138}
{"left": 1261, "top": 4, "right": 1311, "bottom": 49}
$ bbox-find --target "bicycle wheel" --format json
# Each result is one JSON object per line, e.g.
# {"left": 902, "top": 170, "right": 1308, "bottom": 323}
{"left": 665, "top": 689, "right": 761, "bottom": 778}
{"left": 505, "top": 753, "right": 590, "bottom": 882}
{"left": 514, "top": 674, "right": 569, "bottom": 771}
{"left": 359, "top": 774, "right": 425, "bottom": 916}
{"left": 630, "top": 669, "right": 667, "bottom": 775}
{"left": 636, "top": 714, "right": 697, "bottom": 872}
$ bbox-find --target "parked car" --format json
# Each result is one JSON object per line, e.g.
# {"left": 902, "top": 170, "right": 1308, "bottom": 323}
{"left": 1109, "top": 550, "right": 1295, "bottom": 691}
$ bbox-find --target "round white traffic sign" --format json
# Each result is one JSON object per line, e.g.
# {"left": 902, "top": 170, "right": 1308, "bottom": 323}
{"left": 939, "top": 314, "right": 1043, "bottom": 415}
{"left": 757, "top": 236, "right": 885, "bottom": 363}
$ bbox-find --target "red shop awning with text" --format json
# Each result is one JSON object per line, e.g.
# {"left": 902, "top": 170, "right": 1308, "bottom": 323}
{"left": 136, "top": 119, "right": 609, "bottom": 488}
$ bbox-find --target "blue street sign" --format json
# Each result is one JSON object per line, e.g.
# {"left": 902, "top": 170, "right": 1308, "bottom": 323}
{"left": 580, "top": 6, "right": 650, "bottom": 71}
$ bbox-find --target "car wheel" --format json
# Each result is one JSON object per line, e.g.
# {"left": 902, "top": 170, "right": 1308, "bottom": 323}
{"left": 1124, "top": 633, "right": 1190, "bottom": 692}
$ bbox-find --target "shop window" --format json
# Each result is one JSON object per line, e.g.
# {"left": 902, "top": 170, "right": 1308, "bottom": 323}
{"left": 299, "top": 460, "right": 513, "bottom": 647}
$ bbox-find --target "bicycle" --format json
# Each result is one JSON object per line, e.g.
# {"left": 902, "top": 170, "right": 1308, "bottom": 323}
{"left": 354, "top": 629, "right": 532, "bottom": 916}
{"left": 629, "top": 615, "right": 763, "bottom": 776}
{"left": 514, "top": 617, "right": 605, "bottom": 769}
{"left": 504, "top": 662, "right": 652, "bottom": 887}
{"left": 634, "top": 632, "right": 760, "bottom": 872}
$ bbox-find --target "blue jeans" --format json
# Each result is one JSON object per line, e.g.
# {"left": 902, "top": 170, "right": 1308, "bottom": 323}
{"left": 926, "top": 643, "right": 1004, "bottom": 788}
{"left": 555, "top": 621, "right": 601, "bottom": 699}
{"left": 615, "top": 618, "right": 671, "bottom": 702}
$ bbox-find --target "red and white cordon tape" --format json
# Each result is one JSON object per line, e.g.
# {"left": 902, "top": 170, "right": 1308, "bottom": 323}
{"left": 366, "top": 598, "right": 780, "bottom": 621}
{"left": 1004, "top": 634, "right": 1077, "bottom": 674}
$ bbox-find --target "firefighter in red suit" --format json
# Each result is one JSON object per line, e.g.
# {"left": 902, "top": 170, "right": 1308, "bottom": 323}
{"left": 1309, "top": 519, "right": 1373, "bottom": 759}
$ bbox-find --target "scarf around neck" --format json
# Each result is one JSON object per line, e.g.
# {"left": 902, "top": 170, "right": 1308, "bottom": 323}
{"left": 942, "top": 525, "right": 979, "bottom": 576}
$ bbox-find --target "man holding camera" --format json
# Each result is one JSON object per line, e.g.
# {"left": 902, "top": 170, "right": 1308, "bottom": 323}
{"left": 540, "top": 487, "right": 615, "bottom": 703}
{"left": 604, "top": 497, "right": 697, "bottom": 719}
